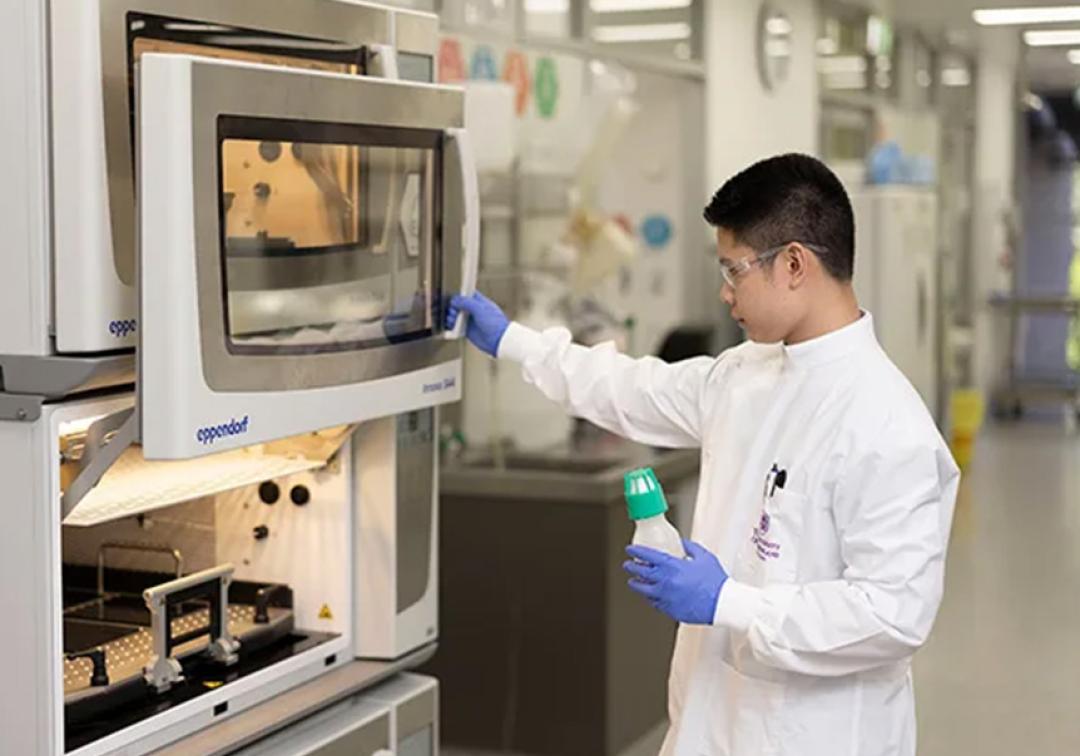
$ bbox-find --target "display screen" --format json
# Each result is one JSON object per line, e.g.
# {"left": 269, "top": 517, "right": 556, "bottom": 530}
{"left": 217, "top": 117, "right": 443, "bottom": 355}
{"left": 398, "top": 52, "right": 435, "bottom": 84}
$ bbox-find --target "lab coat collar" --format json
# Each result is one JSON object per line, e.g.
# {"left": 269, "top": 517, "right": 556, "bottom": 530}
{"left": 781, "top": 311, "right": 876, "bottom": 370}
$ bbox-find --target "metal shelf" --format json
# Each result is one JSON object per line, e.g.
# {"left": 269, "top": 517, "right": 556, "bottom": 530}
{"left": 989, "top": 294, "right": 1080, "bottom": 418}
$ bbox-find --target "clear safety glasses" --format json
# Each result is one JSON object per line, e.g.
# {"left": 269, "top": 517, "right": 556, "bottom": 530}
{"left": 718, "top": 242, "right": 830, "bottom": 288}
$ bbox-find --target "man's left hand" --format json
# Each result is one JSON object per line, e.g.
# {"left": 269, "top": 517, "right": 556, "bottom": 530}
{"left": 624, "top": 540, "right": 729, "bottom": 625}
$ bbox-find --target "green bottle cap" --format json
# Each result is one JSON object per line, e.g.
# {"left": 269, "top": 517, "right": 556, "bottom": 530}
{"left": 624, "top": 467, "right": 668, "bottom": 521}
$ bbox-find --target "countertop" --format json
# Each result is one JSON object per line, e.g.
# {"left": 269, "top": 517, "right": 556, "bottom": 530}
{"left": 440, "top": 436, "right": 700, "bottom": 506}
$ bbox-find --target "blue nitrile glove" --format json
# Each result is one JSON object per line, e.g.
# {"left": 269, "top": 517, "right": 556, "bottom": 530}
{"left": 623, "top": 540, "right": 729, "bottom": 625}
{"left": 445, "top": 291, "right": 510, "bottom": 357}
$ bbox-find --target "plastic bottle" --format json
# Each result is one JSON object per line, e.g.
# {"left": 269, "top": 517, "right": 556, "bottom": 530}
{"left": 624, "top": 467, "right": 686, "bottom": 558}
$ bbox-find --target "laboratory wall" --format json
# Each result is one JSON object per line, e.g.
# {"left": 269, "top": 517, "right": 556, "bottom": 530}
{"left": 702, "top": 0, "right": 819, "bottom": 341}
{"left": 703, "top": 0, "right": 819, "bottom": 195}
{"left": 596, "top": 70, "right": 708, "bottom": 358}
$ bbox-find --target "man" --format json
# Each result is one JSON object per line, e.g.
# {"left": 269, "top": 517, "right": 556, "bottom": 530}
{"left": 446, "top": 153, "right": 959, "bottom": 756}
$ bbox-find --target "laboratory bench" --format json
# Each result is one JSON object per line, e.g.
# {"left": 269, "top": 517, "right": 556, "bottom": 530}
{"left": 423, "top": 438, "right": 700, "bottom": 756}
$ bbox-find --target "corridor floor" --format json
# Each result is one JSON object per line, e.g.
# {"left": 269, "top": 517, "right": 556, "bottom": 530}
{"left": 915, "top": 421, "right": 1080, "bottom": 754}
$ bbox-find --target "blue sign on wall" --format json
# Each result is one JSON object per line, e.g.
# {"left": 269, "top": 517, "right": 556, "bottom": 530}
{"left": 470, "top": 46, "right": 498, "bottom": 81}
{"left": 641, "top": 214, "right": 674, "bottom": 250}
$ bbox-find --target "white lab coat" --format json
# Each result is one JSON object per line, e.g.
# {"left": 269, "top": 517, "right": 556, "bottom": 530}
{"left": 497, "top": 313, "right": 959, "bottom": 756}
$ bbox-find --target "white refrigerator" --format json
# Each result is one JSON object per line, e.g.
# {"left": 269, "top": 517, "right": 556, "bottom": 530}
{"left": 851, "top": 187, "right": 941, "bottom": 420}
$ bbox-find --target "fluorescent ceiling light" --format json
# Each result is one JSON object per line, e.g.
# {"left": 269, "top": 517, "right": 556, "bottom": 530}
{"left": 592, "top": 22, "right": 691, "bottom": 42}
{"left": 1025, "top": 28, "right": 1080, "bottom": 45}
{"left": 1069, "top": 48, "right": 1080, "bottom": 63}
{"left": 526, "top": 0, "right": 570, "bottom": 11}
{"left": 941, "top": 67, "right": 972, "bottom": 86}
{"left": 974, "top": 6, "right": 1080, "bottom": 26}
{"left": 591, "top": 0, "right": 692, "bottom": 10}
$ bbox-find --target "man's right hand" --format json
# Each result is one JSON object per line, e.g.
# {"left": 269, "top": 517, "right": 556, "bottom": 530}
{"left": 445, "top": 291, "right": 510, "bottom": 357}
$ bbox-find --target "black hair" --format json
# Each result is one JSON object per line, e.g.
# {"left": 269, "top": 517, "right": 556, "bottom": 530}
{"left": 703, "top": 153, "right": 855, "bottom": 281}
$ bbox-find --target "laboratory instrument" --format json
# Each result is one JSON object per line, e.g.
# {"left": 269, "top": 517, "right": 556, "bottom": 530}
{"left": 0, "top": 2, "right": 478, "bottom": 753}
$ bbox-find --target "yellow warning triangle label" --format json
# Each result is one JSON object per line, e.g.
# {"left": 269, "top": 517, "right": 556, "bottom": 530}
{"left": 318, "top": 604, "right": 333, "bottom": 620}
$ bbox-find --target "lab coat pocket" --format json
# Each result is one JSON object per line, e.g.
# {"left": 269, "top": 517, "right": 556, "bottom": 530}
{"left": 702, "top": 659, "right": 788, "bottom": 756}
{"left": 750, "top": 489, "right": 808, "bottom": 583}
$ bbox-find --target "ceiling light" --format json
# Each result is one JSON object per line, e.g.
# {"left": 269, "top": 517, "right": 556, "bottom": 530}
{"left": 592, "top": 22, "right": 691, "bottom": 43}
{"left": 526, "top": 0, "right": 570, "bottom": 11}
{"left": 1025, "top": 29, "right": 1080, "bottom": 46}
{"left": 974, "top": 6, "right": 1080, "bottom": 26}
{"left": 590, "top": 0, "right": 692, "bottom": 11}
{"left": 941, "top": 67, "right": 971, "bottom": 87}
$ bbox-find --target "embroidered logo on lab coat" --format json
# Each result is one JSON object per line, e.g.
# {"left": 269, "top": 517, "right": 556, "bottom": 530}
{"left": 752, "top": 512, "right": 781, "bottom": 561}
{"left": 753, "top": 464, "right": 788, "bottom": 561}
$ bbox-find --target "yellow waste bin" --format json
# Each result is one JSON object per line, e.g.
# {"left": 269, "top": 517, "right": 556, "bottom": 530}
{"left": 950, "top": 389, "right": 985, "bottom": 471}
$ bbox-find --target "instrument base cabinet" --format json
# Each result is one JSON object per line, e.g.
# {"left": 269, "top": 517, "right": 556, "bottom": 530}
{"left": 0, "top": 393, "right": 442, "bottom": 755}
{"left": 234, "top": 673, "right": 438, "bottom": 756}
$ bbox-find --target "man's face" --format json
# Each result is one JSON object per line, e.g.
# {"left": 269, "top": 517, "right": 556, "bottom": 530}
{"left": 716, "top": 228, "right": 800, "bottom": 343}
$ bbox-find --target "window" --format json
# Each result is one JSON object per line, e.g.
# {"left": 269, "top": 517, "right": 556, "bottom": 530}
{"left": 217, "top": 119, "right": 443, "bottom": 354}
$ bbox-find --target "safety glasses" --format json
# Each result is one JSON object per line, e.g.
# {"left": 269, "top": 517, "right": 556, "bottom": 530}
{"left": 718, "top": 242, "right": 829, "bottom": 288}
